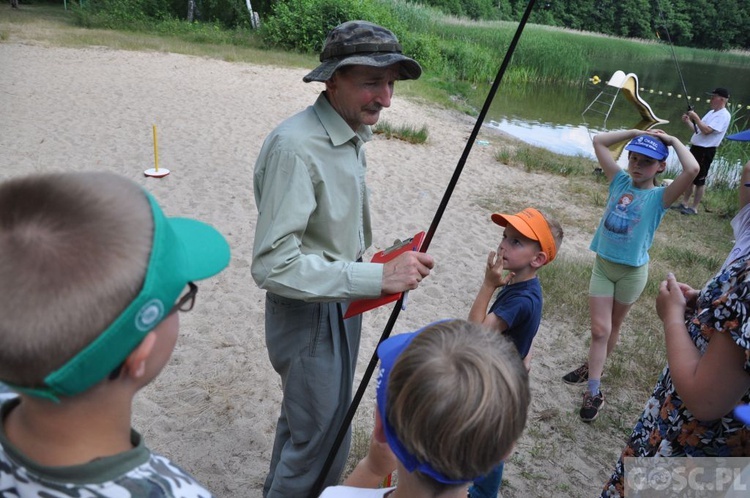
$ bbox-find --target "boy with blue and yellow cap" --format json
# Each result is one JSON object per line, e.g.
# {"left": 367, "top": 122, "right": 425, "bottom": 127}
{"left": 0, "top": 171, "right": 229, "bottom": 496}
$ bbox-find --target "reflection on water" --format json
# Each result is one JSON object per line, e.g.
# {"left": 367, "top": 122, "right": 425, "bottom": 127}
{"left": 475, "top": 55, "right": 750, "bottom": 169}
{"left": 486, "top": 118, "right": 661, "bottom": 166}
{"left": 488, "top": 119, "right": 597, "bottom": 158}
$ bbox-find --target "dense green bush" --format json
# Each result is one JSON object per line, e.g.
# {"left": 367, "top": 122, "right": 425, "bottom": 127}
{"left": 402, "top": 32, "right": 444, "bottom": 77}
{"left": 261, "top": 0, "right": 397, "bottom": 53}
{"left": 77, "top": 0, "right": 251, "bottom": 29}
{"left": 72, "top": 0, "right": 750, "bottom": 88}
{"left": 410, "top": 0, "right": 499, "bottom": 20}
{"left": 185, "top": 0, "right": 250, "bottom": 28}
{"left": 259, "top": 0, "right": 448, "bottom": 75}
{"left": 73, "top": 0, "right": 750, "bottom": 50}
{"left": 75, "top": 0, "right": 163, "bottom": 28}
{"left": 439, "top": 41, "right": 495, "bottom": 82}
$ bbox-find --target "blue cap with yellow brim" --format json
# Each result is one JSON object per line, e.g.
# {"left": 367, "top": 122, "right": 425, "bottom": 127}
{"left": 5, "top": 191, "right": 230, "bottom": 402}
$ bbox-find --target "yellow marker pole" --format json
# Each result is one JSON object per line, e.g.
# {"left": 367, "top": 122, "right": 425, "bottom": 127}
{"left": 153, "top": 125, "right": 159, "bottom": 172}
{"left": 144, "top": 124, "right": 170, "bottom": 177}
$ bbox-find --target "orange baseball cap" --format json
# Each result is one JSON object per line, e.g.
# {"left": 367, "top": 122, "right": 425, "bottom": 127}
{"left": 491, "top": 208, "right": 557, "bottom": 264}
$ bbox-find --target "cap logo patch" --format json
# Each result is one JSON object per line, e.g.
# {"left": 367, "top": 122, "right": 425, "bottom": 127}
{"left": 633, "top": 136, "right": 655, "bottom": 150}
{"left": 135, "top": 299, "right": 165, "bottom": 332}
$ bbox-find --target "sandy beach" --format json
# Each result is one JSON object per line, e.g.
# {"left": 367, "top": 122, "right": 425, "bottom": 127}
{"left": 0, "top": 42, "right": 629, "bottom": 497}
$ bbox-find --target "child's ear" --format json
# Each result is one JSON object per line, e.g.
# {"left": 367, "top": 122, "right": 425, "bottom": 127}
{"left": 531, "top": 250, "right": 549, "bottom": 268}
{"left": 123, "top": 332, "right": 157, "bottom": 379}
{"left": 500, "top": 442, "right": 517, "bottom": 462}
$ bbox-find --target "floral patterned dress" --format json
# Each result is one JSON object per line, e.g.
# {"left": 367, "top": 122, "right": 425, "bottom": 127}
{"left": 602, "top": 255, "right": 750, "bottom": 497}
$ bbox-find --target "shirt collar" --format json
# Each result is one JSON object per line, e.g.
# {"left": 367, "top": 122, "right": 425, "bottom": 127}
{"left": 314, "top": 92, "right": 372, "bottom": 146}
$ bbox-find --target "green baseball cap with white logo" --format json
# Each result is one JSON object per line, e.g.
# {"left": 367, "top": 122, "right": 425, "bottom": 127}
{"left": 7, "top": 191, "right": 230, "bottom": 402}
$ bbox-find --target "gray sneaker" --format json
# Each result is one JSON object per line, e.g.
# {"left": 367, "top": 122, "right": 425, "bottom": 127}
{"left": 681, "top": 206, "right": 698, "bottom": 215}
{"left": 562, "top": 363, "right": 589, "bottom": 384}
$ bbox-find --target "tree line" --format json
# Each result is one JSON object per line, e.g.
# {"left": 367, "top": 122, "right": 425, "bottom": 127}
{"left": 506, "top": 0, "right": 748, "bottom": 50}
{"left": 250, "top": 0, "right": 749, "bottom": 51}
{"left": 73, "top": 0, "right": 749, "bottom": 52}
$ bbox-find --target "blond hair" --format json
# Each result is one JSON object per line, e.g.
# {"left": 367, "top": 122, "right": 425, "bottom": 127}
{"left": 539, "top": 210, "right": 564, "bottom": 254}
{"left": 0, "top": 172, "right": 153, "bottom": 387}
{"left": 386, "top": 320, "right": 530, "bottom": 485}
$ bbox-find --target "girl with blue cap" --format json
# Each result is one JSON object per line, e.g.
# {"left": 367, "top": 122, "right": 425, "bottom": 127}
{"left": 561, "top": 129, "right": 698, "bottom": 423}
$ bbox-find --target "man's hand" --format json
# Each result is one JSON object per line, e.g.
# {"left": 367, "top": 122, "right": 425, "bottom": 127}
{"left": 381, "top": 251, "right": 434, "bottom": 295}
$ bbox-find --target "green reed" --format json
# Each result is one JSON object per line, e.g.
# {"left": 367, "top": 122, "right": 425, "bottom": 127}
{"left": 24, "top": 0, "right": 750, "bottom": 90}
{"left": 401, "top": 15, "right": 750, "bottom": 86}
{"left": 373, "top": 120, "right": 429, "bottom": 144}
{"left": 495, "top": 144, "right": 600, "bottom": 177}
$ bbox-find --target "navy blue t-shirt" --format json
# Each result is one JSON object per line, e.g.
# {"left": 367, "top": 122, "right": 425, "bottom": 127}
{"left": 488, "top": 277, "right": 542, "bottom": 358}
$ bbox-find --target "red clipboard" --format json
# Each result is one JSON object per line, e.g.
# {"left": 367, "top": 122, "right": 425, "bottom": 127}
{"left": 344, "top": 231, "right": 426, "bottom": 319}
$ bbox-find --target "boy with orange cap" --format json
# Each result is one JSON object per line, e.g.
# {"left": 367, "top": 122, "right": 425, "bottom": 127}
{"left": 467, "top": 207, "right": 564, "bottom": 497}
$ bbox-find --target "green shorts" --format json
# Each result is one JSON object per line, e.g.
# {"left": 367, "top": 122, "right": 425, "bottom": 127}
{"left": 588, "top": 255, "right": 649, "bottom": 305}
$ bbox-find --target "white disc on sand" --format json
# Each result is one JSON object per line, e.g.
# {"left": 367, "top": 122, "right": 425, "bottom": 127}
{"left": 144, "top": 168, "right": 170, "bottom": 178}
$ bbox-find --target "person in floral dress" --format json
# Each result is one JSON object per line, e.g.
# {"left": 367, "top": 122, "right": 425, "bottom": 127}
{"left": 602, "top": 159, "right": 750, "bottom": 497}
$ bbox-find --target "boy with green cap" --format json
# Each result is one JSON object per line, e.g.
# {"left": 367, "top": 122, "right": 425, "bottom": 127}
{"left": 0, "top": 171, "right": 230, "bottom": 496}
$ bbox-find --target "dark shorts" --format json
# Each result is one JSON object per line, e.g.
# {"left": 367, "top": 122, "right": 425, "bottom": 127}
{"left": 690, "top": 145, "right": 717, "bottom": 186}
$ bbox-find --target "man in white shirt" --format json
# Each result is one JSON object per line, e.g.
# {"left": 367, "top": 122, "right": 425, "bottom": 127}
{"left": 676, "top": 87, "right": 731, "bottom": 215}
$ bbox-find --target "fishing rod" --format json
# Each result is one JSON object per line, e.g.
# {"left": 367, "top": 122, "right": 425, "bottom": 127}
{"left": 309, "top": 0, "right": 540, "bottom": 494}
{"left": 655, "top": 0, "right": 698, "bottom": 133}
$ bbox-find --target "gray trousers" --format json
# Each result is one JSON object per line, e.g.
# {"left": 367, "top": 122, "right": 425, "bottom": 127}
{"left": 262, "top": 292, "right": 362, "bottom": 498}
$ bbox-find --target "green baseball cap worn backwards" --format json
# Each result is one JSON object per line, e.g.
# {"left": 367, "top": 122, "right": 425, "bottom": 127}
{"left": 8, "top": 191, "right": 230, "bottom": 402}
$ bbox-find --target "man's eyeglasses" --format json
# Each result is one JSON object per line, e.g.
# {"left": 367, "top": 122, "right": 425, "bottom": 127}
{"left": 169, "top": 282, "right": 198, "bottom": 315}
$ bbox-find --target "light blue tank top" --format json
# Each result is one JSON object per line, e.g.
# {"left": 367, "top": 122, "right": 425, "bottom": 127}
{"left": 589, "top": 169, "right": 666, "bottom": 267}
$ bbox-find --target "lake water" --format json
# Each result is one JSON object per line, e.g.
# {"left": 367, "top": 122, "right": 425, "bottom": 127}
{"left": 475, "top": 55, "right": 750, "bottom": 169}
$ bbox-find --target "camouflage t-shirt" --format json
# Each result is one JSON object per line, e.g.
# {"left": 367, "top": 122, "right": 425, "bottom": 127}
{"left": 0, "top": 391, "right": 213, "bottom": 498}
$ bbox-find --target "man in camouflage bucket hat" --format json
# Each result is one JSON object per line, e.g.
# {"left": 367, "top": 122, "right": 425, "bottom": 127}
{"left": 303, "top": 20, "right": 421, "bottom": 83}
{"left": 252, "top": 20, "right": 434, "bottom": 497}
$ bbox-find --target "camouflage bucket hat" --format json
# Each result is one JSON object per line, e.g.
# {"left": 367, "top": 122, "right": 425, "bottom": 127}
{"left": 303, "top": 20, "right": 422, "bottom": 83}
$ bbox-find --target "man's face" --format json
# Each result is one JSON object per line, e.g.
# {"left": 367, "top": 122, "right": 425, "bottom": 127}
{"left": 709, "top": 94, "right": 727, "bottom": 110}
{"left": 326, "top": 64, "right": 399, "bottom": 130}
